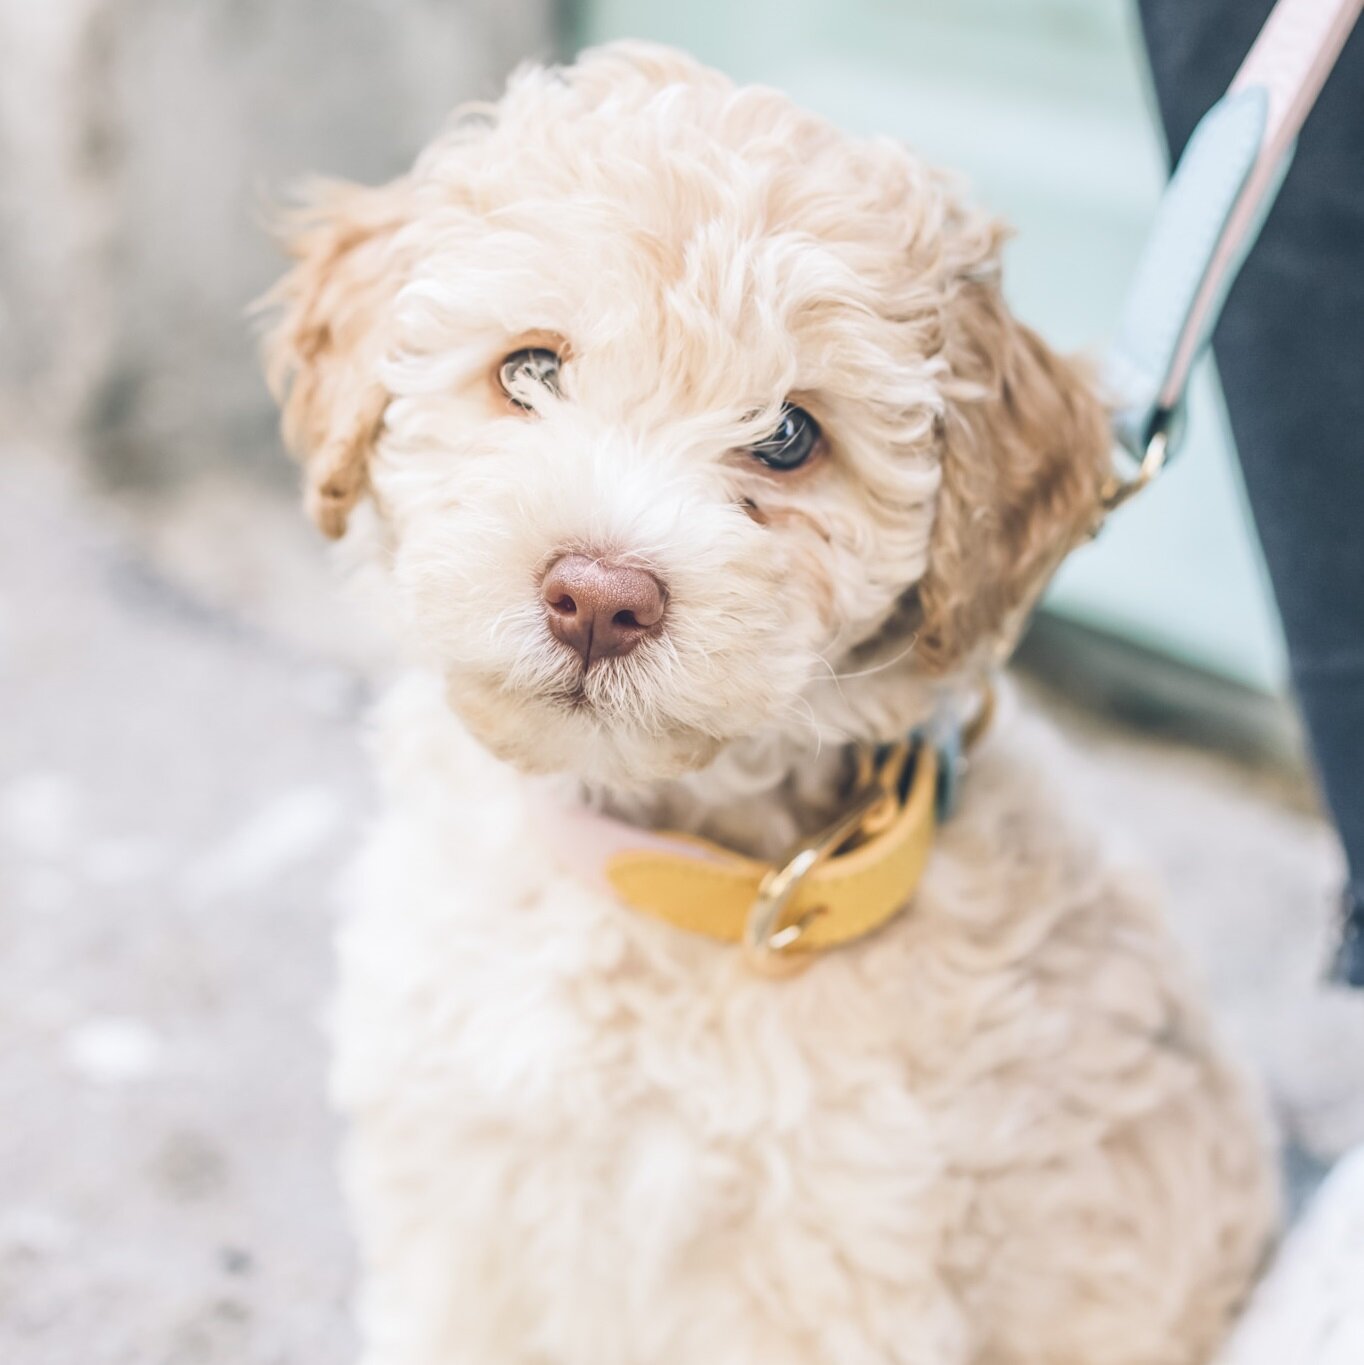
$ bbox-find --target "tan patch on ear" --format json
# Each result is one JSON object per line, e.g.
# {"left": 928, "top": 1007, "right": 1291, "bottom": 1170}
{"left": 261, "top": 180, "right": 413, "bottom": 538}
{"left": 303, "top": 384, "right": 389, "bottom": 538}
{"left": 913, "top": 262, "right": 1112, "bottom": 676}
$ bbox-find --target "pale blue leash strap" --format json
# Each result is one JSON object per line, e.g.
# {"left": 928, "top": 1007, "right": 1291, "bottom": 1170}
{"left": 1097, "top": 0, "right": 1363, "bottom": 985}
{"left": 1101, "top": 0, "right": 1362, "bottom": 514}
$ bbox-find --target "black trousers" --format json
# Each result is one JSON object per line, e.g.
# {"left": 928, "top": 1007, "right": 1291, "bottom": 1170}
{"left": 1136, "top": 1, "right": 1364, "bottom": 984}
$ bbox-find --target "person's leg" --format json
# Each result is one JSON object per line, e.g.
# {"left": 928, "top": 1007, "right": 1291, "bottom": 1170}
{"left": 1136, "top": 1, "right": 1364, "bottom": 985}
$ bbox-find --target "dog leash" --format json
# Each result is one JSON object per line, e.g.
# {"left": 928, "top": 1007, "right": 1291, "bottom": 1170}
{"left": 1101, "top": 0, "right": 1361, "bottom": 512}
{"left": 1099, "top": 0, "right": 1363, "bottom": 986}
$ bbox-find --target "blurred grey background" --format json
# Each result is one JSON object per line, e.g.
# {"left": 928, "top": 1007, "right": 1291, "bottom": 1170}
{"left": 1, "top": 3, "right": 1360, "bottom": 1363}
{"left": 0, "top": 0, "right": 556, "bottom": 485}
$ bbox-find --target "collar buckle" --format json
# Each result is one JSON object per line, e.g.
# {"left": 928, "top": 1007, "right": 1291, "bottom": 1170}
{"left": 743, "top": 742, "right": 914, "bottom": 977}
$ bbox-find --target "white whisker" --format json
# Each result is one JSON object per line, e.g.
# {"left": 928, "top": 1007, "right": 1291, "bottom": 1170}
{"left": 813, "top": 636, "right": 918, "bottom": 685}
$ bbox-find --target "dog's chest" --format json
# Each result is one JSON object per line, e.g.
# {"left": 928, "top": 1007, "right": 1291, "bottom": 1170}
{"left": 337, "top": 708, "right": 1163, "bottom": 1242}
{"left": 330, "top": 697, "right": 1269, "bottom": 1365}
{"left": 336, "top": 812, "right": 991, "bottom": 1362}
{"left": 337, "top": 798, "right": 962, "bottom": 1170}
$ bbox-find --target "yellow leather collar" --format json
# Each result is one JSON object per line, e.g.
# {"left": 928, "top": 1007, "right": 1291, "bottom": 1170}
{"left": 604, "top": 740, "right": 940, "bottom": 974}
{"left": 539, "top": 692, "right": 992, "bottom": 975}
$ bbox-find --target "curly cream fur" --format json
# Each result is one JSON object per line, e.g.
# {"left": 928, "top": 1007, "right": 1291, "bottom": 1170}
{"left": 262, "top": 42, "right": 1276, "bottom": 1365}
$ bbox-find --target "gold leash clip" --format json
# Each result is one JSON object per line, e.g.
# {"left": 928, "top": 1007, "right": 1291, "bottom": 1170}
{"left": 1101, "top": 424, "right": 1171, "bottom": 515}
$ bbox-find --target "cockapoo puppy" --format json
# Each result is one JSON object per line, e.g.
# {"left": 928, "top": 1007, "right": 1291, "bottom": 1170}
{"left": 264, "top": 42, "right": 1276, "bottom": 1365}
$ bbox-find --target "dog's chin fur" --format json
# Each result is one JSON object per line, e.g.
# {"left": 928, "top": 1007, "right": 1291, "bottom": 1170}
{"left": 447, "top": 669, "right": 728, "bottom": 786}
{"left": 262, "top": 41, "right": 1278, "bottom": 1365}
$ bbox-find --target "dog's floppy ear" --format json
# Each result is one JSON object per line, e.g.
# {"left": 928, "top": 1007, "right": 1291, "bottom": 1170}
{"left": 263, "top": 179, "right": 413, "bottom": 538}
{"left": 911, "top": 226, "right": 1112, "bottom": 675}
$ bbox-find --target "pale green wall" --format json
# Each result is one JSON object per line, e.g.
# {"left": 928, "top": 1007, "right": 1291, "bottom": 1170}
{"left": 573, "top": 0, "right": 1288, "bottom": 691}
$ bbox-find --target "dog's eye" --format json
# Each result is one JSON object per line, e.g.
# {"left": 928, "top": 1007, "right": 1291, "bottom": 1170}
{"left": 748, "top": 405, "right": 820, "bottom": 470}
{"left": 498, "top": 347, "right": 562, "bottom": 411}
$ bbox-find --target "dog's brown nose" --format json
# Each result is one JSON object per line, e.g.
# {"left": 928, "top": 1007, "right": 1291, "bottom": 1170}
{"left": 541, "top": 554, "right": 666, "bottom": 667}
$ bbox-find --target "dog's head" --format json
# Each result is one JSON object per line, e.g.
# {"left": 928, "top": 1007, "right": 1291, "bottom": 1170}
{"left": 264, "top": 44, "right": 1110, "bottom": 786}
